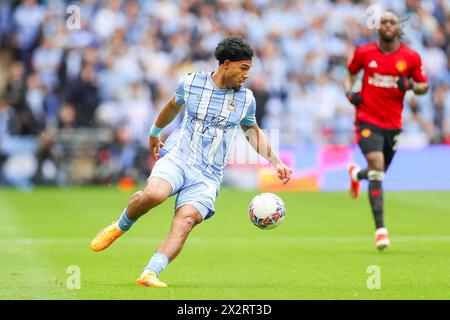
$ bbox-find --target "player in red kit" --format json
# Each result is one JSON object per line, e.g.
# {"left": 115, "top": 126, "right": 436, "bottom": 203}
{"left": 344, "top": 11, "right": 429, "bottom": 250}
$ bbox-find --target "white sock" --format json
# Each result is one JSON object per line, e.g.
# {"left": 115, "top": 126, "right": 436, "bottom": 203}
{"left": 351, "top": 166, "right": 360, "bottom": 182}
{"left": 375, "top": 227, "right": 388, "bottom": 236}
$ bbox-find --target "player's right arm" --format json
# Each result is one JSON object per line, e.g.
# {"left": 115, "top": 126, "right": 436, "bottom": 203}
{"left": 149, "top": 96, "right": 183, "bottom": 159}
{"left": 343, "top": 72, "right": 357, "bottom": 94}
{"left": 343, "top": 72, "right": 363, "bottom": 106}
{"left": 153, "top": 96, "right": 183, "bottom": 129}
{"left": 149, "top": 75, "right": 187, "bottom": 159}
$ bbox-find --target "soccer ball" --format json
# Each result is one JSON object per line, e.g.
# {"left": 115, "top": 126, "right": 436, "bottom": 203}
{"left": 248, "top": 193, "right": 285, "bottom": 229}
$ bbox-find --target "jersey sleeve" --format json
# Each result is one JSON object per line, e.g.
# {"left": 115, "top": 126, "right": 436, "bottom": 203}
{"left": 410, "top": 53, "right": 428, "bottom": 83}
{"left": 174, "top": 75, "right": 187, "bottom": 105}
{"left": 240, "top": 95, "right": 257, "bottom": 126}
{"left": 347, "top": 46, "right": 363, "bottom": 74}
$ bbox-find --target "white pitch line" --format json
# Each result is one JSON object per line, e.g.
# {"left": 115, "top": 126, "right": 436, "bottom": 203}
{"left": 0, "top": 235, "right": 449, "bottom": 245}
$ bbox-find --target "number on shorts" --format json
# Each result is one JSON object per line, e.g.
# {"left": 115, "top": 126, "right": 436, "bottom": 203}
{"left": 392, "top": 134, "right": 400, "bottom": 151}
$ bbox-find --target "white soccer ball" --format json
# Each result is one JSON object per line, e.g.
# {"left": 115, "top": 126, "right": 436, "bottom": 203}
{"left": 248, "top": 193, "right": 286, "bottom": 229}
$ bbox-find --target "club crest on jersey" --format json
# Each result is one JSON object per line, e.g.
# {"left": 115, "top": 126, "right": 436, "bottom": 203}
{"left": 227, "top": 100, "right": 237, "bottom": 112}
{"left": 395, "top": 60, "right": 407, "bottom": 73}
{"left": 368, "top": 60, "right": 378, "bottom": 68}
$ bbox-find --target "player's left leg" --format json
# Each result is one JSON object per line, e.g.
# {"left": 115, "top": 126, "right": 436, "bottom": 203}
{"left": 349, "top": 122, "right": 390, "bottom": 249}
{"left": 383, "top": 130, "right": 400, "bottom": 173}
{"left": 363, "top": 151, "right": 390, "bottom": 250}
{"left": 137, "top": 167, "right": 218, "bottom": 287}
{"left": 364, "top": 152, "right": 386, "bottom": 227}
{"left": 136, "top": 204, "right": 203, "bottom": 287}
{"left": 372, "top": 130, "right": 400, "bottom": 250}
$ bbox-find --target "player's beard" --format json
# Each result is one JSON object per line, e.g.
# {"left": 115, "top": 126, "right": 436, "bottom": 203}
{"left": 233, "top": 77, "right": 247, "bottom": 91}
{"left": 381, "top": 35, "right": 395, "bottom": 43}
{"left": 379, "top": 30, "right": 398, "bottom": 43}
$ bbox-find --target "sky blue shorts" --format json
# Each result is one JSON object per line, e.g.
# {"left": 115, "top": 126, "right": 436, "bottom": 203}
{"left": 148, "top": 153, "right": 220, "bottom": 220}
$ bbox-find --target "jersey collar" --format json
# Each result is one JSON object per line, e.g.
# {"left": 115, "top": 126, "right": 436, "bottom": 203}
{"left": 208, "top": 72, "right": 235, "bottom": 93}
{"left": 376, "top": 41, "right": 402, "bottom": 55}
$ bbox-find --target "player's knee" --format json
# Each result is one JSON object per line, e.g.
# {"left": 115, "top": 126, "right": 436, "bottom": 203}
{"left": 175, "top": 213, "right": 198, "bottom": 235}
{"left": 137, "top": 190, "right": 166, "bottom": 209}
{"left": 366, "top": 154, "right": 384, "bottom": 172}
{"left": 368, "top": 170, "right": 385, "bottom": 181}
{"left": 148, "top": 191, "right": 167, "bottom": 206}
{"left": 368, "top": 160, "right": 384, "bottom": 172}
{"left": 182, "top": 215, "right": 196, "bottom": 231}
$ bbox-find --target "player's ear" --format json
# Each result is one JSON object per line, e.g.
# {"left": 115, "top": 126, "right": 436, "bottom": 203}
{"left": 223, "top": 59, "right": 231, "bottom": 69}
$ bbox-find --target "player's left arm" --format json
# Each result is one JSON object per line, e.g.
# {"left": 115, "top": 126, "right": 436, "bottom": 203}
{"left": 398, "top": 77, "right": 429, "bottom": 94}
{"left": 398, "top": 53, "right": 429, "bottom": 95}
{"left": 411, "top": 81, "right": 429, "bottom": 95}
{"left": 241, "top": 123, "right": 292, "bottom": 185}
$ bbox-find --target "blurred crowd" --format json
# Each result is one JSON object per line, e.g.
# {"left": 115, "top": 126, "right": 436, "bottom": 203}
{"left": 0, "top": 0, "right": 449, "bottom": 186}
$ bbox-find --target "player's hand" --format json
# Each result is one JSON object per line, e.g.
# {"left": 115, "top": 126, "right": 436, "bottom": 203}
{"left": 346, "top": 91, "right": 363, "bottom": 106}
{"left": 149, "top": 136, "right": 164, "bottom": 160}
{"left": 397, "top": 77, "right": 414, "bottom": 91}
{"left": 275, "top": 162, "right": 292, "bottom": 185}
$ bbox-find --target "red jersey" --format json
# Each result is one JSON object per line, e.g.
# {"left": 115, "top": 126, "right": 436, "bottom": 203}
{"left": 347, "top": 42, "right": 428, "bottom": 129}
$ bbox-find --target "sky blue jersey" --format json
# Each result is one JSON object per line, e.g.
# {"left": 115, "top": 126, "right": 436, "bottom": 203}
{"left": 161, "top": 71, "right": 257, "bottom": 181}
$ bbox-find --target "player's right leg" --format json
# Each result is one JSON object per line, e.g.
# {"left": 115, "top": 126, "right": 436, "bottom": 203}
{"left": 349, "top": 123, "right": 390, "bottom": 250}
{"left": 91, "top": 154, "right": 185, "bottom": 252}
{"left": 90, "top": 177, "right": 173, "bottom": 252}
{"left": 348, "top": 162, "right": 361, "bottom": 199}
{"left": 348, "top": 124, "right": 384, "bottom": 199}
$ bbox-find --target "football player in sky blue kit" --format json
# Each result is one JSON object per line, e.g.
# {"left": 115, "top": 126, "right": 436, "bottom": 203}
{"left": 91, "top": 36, "right": 292, "bottom": 287}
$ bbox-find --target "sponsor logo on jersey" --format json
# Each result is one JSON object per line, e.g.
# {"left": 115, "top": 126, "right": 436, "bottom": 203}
{"left": 368, "top": 73, "right": 398, "bottom": 89}
{"left": 191, "top": 114, "right": 230, "bottom": 134}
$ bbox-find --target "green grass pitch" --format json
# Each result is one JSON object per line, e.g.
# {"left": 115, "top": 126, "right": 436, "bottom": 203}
{"left": 1, "top": 187, "right": 449, "bottom": 299}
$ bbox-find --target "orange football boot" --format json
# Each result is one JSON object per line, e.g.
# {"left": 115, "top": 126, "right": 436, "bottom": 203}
{"left": 347, "top": 163, "right": 361, "bottom": 199}
{"left": 136, "top": 271, "right": 168, "bottom": 288}
{"left": 90, "top": 222, "right": 124, "bottom": 252}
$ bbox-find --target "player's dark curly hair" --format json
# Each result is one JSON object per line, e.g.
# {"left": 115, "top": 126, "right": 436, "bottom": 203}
{"left": 214, "top": 36, "right": 254, "bottom": 64}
